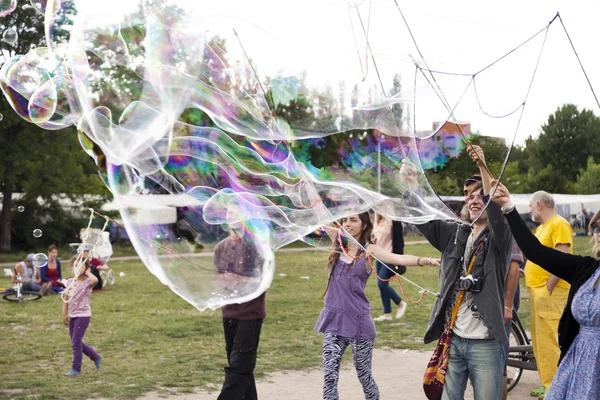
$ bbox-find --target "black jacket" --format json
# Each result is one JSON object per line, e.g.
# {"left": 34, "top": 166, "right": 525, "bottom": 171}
{"left": 418, "top": 197, "right": 512, "bottom": 345}
{"left": 505, "top": 208, "right": 599, "bottom": 363}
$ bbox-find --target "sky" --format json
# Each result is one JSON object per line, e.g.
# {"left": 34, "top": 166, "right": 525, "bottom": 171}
{"left": 8, "top": 0, "right": 600, "bottom": 147}
{"left": 183, "top": 0, "right": 600, "bottom": 146}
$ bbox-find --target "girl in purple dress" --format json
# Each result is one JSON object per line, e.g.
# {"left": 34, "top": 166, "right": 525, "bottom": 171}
{"left": 314, "top": 212, "right": 440, "bottom": 400}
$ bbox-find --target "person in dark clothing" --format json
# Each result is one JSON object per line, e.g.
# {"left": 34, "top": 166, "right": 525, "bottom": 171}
{"left": 214, "top": 226, "right": 266, "bottom": 400}
{"left": 491, "top": 180, "right": 600, "bottom": 400}
{"left": 401, "top": 145, "right": 512, "bottom": 400}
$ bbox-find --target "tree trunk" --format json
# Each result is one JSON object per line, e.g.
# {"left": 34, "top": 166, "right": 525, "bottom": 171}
{"left": 0, "top": 183, "right": 12, "bottom": 252}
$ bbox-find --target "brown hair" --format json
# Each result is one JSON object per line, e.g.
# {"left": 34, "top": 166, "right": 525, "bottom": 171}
{"left": 70, "top": 255, "right": 90, "bottom": 276}
{"left": 322, "top": 212, "right": 373, "bottom": 297}
{"left": 48, "top": 244, "right": 58, "bottom": 253}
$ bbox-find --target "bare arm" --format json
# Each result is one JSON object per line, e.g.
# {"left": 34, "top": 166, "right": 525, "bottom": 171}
{"left": 467, "top": 145, "right": 492, "bottom": 195}
{"left": 546, "top": 243, "right": 570, "bottom": 293}
{"left": 504, "top": 260, "right": 520, "bottom": 324}
{"left": 85, "top": 270, "right": 99, "bottom": 287}
{"left": 62, "top": 299, "right": 69, "bottom": 325}
{"left": 12, "top": 263, "right": 22, "bottom": 284}
{"left": 366, "top": 244, "right": 440, "bottom": 267}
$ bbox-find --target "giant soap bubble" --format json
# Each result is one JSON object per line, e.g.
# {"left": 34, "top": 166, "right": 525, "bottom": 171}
{"left": 0, "top": 0, "right": 542, "bottom": 310}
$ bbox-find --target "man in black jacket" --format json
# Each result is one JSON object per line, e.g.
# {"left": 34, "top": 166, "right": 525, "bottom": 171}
{"left": 401, "top": 145, "right": 512, "bottom": 400}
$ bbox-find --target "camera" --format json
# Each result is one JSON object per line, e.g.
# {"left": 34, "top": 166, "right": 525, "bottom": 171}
{"left": 459, "top": 274, "right": 483, "bottom": 292}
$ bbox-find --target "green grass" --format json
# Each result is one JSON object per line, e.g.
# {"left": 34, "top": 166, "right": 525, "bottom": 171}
{"left": 0, "top": 236, "right": 594, "bottom": 399}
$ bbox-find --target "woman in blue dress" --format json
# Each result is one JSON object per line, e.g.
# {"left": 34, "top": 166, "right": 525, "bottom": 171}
{"left": 492, "top": 181, "right": 600, "bottom": 400}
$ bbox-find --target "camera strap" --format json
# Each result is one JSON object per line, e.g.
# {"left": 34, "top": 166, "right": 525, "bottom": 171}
{"left": 448, "top": 241, "right": 485, "bottom": 329}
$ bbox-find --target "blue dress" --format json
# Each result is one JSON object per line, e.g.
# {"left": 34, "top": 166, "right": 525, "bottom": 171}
{"left": 546, "top": 267, "right": 600, "bottom": 400}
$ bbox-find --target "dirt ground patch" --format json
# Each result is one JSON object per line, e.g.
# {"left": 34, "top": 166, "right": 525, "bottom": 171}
{"left": 137, "top": 348, "right": 540, "bottom": 399}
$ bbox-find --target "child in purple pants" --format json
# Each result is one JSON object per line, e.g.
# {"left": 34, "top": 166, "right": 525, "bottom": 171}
{"left": 62, "top": 258, "right": 102, "bottom": 376}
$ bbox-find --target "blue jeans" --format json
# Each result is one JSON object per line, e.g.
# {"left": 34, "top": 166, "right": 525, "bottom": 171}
{"left": 375, "top": 261, "right": 402, "bottom": 314}
{"left": 22, "top": 282, "right": 42, "bottom": 292}
{"left": 442, "top": 334, "right": 506, "bottom": 400}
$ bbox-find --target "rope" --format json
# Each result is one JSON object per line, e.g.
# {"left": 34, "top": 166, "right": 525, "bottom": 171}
{"left": 335, "top": 225, "right": 440, "bottom": 299}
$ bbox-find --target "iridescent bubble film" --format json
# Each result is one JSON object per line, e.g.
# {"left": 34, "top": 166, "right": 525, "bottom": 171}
{"left": 32, "top": 228, "right": 42, "bottom": 238}
{"left": 0, "top": 0, "right": 550, "bottom": 310}
{"left": 0, "top": 0, "right": 16, "bottom": 17}
{"left": 32, "top": 252, "right": 48, "bottom": 267}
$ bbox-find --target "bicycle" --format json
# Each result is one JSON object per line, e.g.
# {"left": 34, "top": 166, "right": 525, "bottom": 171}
{"left": 2, "top": 274, "right": 42, "bottom": 302}
{"left": 506, "top": 308, "right": 537, "bottom": 392}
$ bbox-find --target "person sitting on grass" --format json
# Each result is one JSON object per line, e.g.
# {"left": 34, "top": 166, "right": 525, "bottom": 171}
{"left": 315, "top": 212, "right": 440, "bottom": 400}
{"left": 41, "top": 245, "right": 65, "bottom": 293}
{"left": 62, "top": 257, "right": 102, "bottom": 376}
{"left": 13, "top": 253, "right": 53, "bottom": 296}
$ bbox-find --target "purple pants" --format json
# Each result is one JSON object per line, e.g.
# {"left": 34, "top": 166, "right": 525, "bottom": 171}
{"left": 69, "top": 316, "right": 99, "bottom": 372}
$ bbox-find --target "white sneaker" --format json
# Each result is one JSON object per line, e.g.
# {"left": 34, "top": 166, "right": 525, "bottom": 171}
{"left": 396, "top": 301, "right": 408, "bottom": 319}
{"left": 373, "top": 314, "right": 392, "bottom": 322}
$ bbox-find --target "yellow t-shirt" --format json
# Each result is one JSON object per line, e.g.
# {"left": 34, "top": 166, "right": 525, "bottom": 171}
{"left": 525, "top": 214, "right": 573, "bottom": 289}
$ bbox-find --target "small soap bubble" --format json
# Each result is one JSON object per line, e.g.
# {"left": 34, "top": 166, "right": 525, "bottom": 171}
{"left": 33, "top": 228, "right": 43, "bottom": 238}
{"left": 0, "top": 113, "right": 3, "bottom": 122}
{"left": 1, "top": 27, "right": 18, "bottom": 45}
{"left": 32, "top": 253, "right": 48, "bottom": 267}
{"left": 119, "top": 271, "right": 125, "bottom": 277}
{"left": 17, "top": 206, "right": 24, "bottom": 212}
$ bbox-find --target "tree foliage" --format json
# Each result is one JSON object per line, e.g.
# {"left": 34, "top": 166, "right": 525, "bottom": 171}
{"left": 0, "top": 4, "right": 110, "bottom": 252}
{"left": 526, "top": 104, "right": 600, "bottom": 183}
{"left": 574, "top": 157, "right": 600, "bottom": 194}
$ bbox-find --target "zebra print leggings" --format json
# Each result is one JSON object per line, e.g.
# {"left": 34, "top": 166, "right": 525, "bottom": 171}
{"left": 322, "top": 332, "right": 379, "bottom": 400}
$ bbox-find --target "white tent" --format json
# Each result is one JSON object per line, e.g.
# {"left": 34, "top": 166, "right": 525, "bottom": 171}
{"left": 441, "top": 193, "right": 600, "bottom": 219}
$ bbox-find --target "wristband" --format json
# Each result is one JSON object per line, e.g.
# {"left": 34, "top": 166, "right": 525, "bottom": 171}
{"left": 428, "top": 257, "right": 433, "bottom": 266}
{"left": 501, "top": 203, "right": 515, "bottom": 215}
{"left": 504, "top": 306, "right": 512, "bottom": 312}
{"left": 417, "top": 257, "right": 422, "bottom": 267}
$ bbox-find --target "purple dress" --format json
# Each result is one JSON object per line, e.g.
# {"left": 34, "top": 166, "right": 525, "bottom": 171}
{"left": 546, "top": 267, "right": 600, "bottom": 400}
{"left": 314, "top": 256, "right": 376, "bottom": 340}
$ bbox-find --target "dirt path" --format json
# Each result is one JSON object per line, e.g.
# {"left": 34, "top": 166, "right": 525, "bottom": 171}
{"left": 137, "top": 348, "right": 540, "bottom": 400}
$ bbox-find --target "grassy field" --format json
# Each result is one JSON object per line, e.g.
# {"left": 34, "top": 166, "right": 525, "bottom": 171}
{"left": 0, "top": 236, "right": 594, "bottom": 399}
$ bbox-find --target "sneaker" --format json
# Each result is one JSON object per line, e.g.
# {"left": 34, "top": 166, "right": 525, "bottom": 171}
{"left": 94, "top": 356, "right": 101, "bottom": 370}
{"left": 65, "top": 369, "right": 80, "bottom": 376}
{"left": 373, "top": 314, "right": 392, "bottom": 322}
{"left": 530, "top": 387, "right": 546, "bottom": 397}
{"left": 396, "top": 301, "right": 408, "bottom": 319}
{"left": 39, "top": 282, "right": 52, "bottom": 296}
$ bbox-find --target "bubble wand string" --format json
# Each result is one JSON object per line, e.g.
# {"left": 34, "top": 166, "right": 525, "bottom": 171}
{"left": 335, "top": 226, "right": 440, "bottom": 300}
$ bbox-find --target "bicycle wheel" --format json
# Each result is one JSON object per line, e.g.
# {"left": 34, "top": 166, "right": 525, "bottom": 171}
{"left": 3, "top": 291, "right": 42, "bottom": 302}
{"left": 106, "top": 269, "right": 115, "bottom": 285}
{"left": 506, "top": 322, "right": 525, "bottom": 392}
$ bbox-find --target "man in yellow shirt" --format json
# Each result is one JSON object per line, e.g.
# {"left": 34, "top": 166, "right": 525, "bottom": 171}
{"left": 525, "top": 191, "right": 572, "bottom": 399}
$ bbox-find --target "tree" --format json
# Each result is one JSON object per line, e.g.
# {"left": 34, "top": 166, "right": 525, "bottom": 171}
{"left": 574, "top": 157, "right": 600, "bottom": 194}
{"left": 526, "top": 104, "right": 600, "bottom": 183}
{"left": 0, "top": 4, "right": 109, "bottom": 252}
